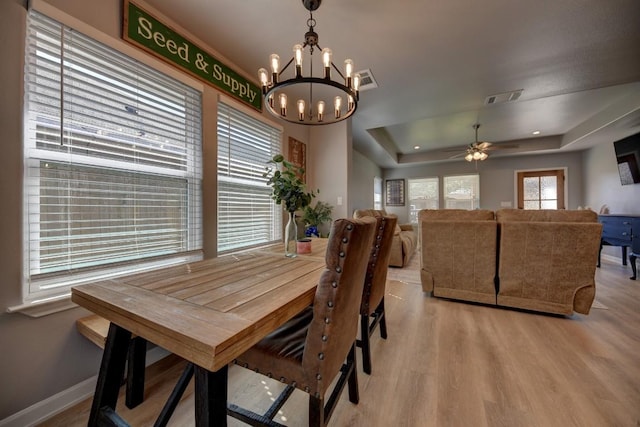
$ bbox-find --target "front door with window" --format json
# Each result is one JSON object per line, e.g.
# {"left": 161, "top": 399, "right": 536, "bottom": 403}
{"left": 517, "top": 169, "right": 565, "bottom": 209}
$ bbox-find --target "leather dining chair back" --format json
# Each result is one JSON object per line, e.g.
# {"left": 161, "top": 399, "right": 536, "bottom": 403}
{"left": 357, "top": 214, "right": 397, "bottom": 374}
{"left": 229, "top": 217, "right": 377, "bottom": 427}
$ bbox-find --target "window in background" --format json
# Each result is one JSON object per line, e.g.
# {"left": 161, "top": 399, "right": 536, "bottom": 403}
{"left": 373, "top": 176, "right": 382, "bottom": 210}
{"left": 408, "top": 177, "right": 439, "bottom": 224}
{"left": 217, "top": 102, "right": 282, "bottom": 253}
{"left": 444, "top": 174, "right": 480, "bottom": 209}
{"left": 23, "top": 11, "right": 202, "bottom": 304}
{"left": 517, "top": 169, "right": 565, "bottom": 209}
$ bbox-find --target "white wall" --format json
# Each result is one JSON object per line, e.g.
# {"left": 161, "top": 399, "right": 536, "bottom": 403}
{"left": 350, "top": 150, "right": 383, "bottom": 213}
{"left": 584, "top": 139, "right": 640, "bottom": 215}
{"left": 308, "top": 121, "right": 351, "bottom": 220}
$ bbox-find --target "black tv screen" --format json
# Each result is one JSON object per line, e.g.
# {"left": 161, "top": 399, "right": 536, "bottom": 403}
{"left": 613, "top": 132, "right": 640, "bottom": 185}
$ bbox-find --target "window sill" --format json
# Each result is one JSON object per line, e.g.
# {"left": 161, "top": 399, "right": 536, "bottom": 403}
{"left": 7, "top": 294, "right": 78, "bottom": 318}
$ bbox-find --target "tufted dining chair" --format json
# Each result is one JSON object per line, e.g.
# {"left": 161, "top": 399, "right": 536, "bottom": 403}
{"left": 357, "top": 214, "right": 397, "bottom": 375}
{"left": 228, "top": 217, "right": 376, "bottom": 427}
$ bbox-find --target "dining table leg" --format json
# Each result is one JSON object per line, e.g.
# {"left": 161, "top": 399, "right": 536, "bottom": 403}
{"left": 88, "top": 322, "right": 132, "bottom": 426}
{"left": 194, "top": 364, "right": 229, "bottom": 427}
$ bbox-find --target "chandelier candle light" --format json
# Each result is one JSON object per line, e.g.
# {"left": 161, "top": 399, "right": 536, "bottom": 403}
{"left": 258, "top": 0, "right": 360, "bottom": 125}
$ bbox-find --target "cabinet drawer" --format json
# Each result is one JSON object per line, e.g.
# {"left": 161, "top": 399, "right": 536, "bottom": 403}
{"left": 602, "top": 224, "right": 632, "bottom": 241}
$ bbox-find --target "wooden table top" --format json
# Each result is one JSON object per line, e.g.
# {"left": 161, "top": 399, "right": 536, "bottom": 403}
{"left": 71, "top": 250, "right": 325, "bottom": 372}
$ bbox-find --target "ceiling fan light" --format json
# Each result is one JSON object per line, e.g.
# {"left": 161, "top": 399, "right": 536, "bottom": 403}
{"left": 465, "top": 153, "right": 473, "bottom": 162}
{"left": 473, "top": 151, "right": 482, "bottom": 160}
{"left": 479, "top": 152, "right": 488, "bottom": 161}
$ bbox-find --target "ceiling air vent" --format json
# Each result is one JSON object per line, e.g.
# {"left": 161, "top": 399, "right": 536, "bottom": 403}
{"left": 355, "top": 69, "right": 378, "bottom": 91}
{"left": 484, "top": 89, "right": 523, "bottom": 105}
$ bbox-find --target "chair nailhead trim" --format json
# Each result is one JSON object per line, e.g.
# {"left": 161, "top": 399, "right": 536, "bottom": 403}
{"left": 331, "top": 281, "right": 338, "bottom": 288}
{"left": 335, "top": 266, "right": 342, "bottom": 273}
{"left": 346, "top": 224, "right": 353, "bottom": 230}
{"left": 316, "top": 374, "right": 322, "bottom": 380}
{"left": 327, "top": 301, "right": 333, "bottom": 307}
{"left": 280, "top": 377, "right": 286, "bottom": 382}
{"left": 342, "top": 237, "right": 348, "bottom": 243}
{"left": 339, "top": 251, "right": 345, "bottom": 257}
{"left": 322, "top": 335, "right": 328, "bottom": 341}
{"left": 324, "top": 317, "right": 330, "bottom": 324}
{"left": 305, "top": 386, "right": 310, "bottom": 392}
{"left": 318, "top": 353, "right": 324, "bottom": 360}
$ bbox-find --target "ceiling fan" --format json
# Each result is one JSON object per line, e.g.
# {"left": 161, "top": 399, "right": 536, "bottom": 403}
{"left": 464, "top": 124, "right": 491, "bottom": 162}
{"left": 448, "top": 123, "right": 518, "bottom": 162}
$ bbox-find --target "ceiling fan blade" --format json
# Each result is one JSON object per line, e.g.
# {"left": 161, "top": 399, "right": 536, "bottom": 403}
{"left": 448, "top": 152, "right": 466, "bottom": 159}
{"left": 477, "top": 142, "right": 492, "bottom": 150}
{"left": 486, "top": 143, "right": 519, "bottom": 150}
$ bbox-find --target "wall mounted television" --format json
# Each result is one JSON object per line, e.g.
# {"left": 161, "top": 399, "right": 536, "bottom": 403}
{"left": 613, "top": 131, "right": 640, "bottom": 185}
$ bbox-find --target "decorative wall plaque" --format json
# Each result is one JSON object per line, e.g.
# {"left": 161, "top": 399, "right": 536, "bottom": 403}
{"left": 386, "top": 179, "right": 405, "bottom": 206}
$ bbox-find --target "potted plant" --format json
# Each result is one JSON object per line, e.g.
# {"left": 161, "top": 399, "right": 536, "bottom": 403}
{"left": 263, "top": 154, "right": 316, "bottom": 257}
{"left": 302, "top": 201, "right": 334, "bottom": 237}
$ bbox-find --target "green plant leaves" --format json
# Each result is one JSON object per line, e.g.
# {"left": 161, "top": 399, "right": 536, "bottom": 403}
{"left": 265, "top": 154, "right": 316, "bottom": 212}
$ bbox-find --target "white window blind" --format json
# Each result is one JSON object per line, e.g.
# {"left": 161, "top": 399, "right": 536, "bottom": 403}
{"left": 444, "top": 174, "right": 480, "bottom": 209}
{"left": 373, "top": 177, "right": 382, "bottom": 210}
{"left": 408, "top": 177, "right": 439, "bottom": 223}
{"left": 217, "top": 102, "right": 282, "bottom": 252}
{"left": 23, "top": 11, "right": 203, "bottom": 302}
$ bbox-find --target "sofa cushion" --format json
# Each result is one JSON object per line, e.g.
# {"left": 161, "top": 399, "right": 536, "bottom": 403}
{"left": 420, "top": 220, "right": 497, "bottom": 304}
{"left": 419, "top": 209, "right": 495, "bottom": 221}
{"left": 495, "top": 208, "right": 597, "bottom": 223}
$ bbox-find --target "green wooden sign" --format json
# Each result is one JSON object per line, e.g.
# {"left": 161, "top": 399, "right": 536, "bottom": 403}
{"left": 123, "top": 0, "right": 262, "bottom": 110}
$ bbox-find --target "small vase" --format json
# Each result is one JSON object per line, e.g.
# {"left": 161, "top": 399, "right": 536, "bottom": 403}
{"left": 305, "top": 225, "right": 319, "bottom": 238}
{"left": 284, "top": 211, "right": 298, "bottom": 257}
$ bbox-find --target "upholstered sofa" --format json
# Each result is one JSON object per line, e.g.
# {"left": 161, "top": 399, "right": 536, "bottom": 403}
{"left": 419, "top": 208, "right": 603, "bottom": 315}
{"left": 353, "top": 209, "right": 417, "bottom": 267}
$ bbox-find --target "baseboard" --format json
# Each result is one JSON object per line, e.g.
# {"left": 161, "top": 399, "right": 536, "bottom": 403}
{"left": 0, "top": 346, "right": 170, "bottom": 427}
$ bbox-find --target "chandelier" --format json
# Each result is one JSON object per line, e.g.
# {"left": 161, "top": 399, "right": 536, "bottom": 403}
{"left": 258, "top": 0, "right": 360, "bottom": 125}
{"left": 465, "top": 124, "right": 490, "bottom": 162}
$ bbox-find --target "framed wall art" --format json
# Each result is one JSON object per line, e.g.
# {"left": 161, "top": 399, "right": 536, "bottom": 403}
{"left": 288, "top": 137, "right": 306, "bottom": 183}
{"left": 385, "top": 179, "right": 405, "bottom": 206}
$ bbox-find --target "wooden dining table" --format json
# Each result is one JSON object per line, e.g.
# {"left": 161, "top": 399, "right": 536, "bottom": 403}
{"left": 72, "top": 244, "right": 328, "bottom": 426}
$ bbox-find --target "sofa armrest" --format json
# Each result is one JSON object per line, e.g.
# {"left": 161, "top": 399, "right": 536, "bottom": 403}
{"left": 399, "top": 223, "right": 414, "bottom": 232}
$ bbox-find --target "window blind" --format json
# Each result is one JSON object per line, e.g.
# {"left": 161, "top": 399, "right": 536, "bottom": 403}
{"left": 24, "top": 11, "right": 203, "bottom": 301}
{"left": 217, "top": 102, "right": 282, "bottom": 252}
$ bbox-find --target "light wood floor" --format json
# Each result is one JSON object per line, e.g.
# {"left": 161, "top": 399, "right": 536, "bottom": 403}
{"left": 40, "top": 255, "right": 640, "bottom": 427}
